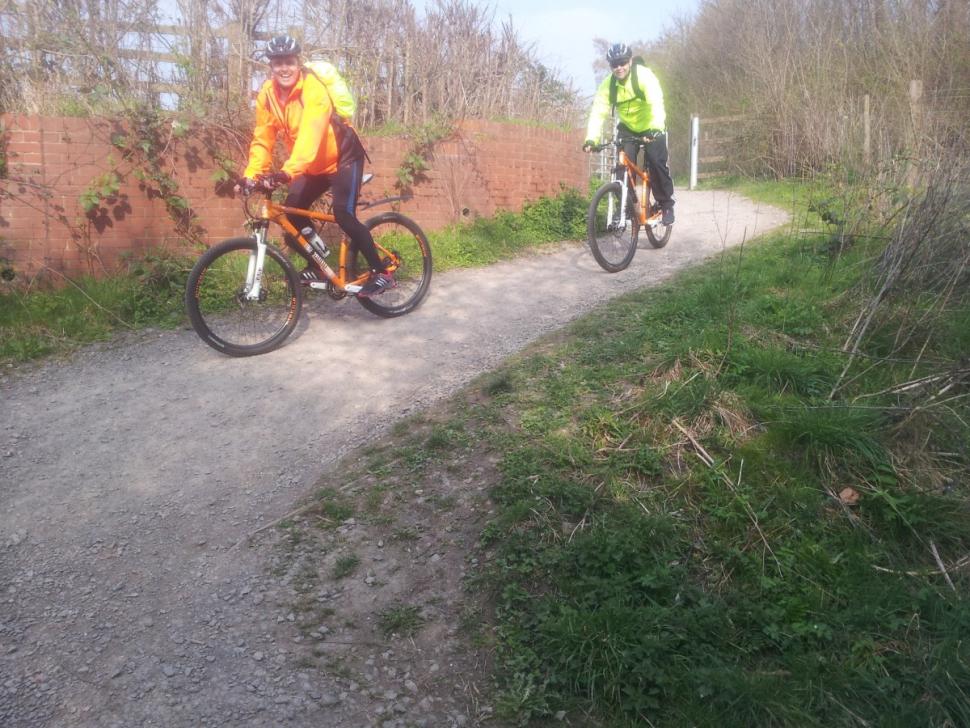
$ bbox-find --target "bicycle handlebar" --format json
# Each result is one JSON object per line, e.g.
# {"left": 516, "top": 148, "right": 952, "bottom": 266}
{"left": 237, "top": 175, "right": 411, "bottom": 220}
{"left": 587, "top": 135, "right": 657, "bottom": 153}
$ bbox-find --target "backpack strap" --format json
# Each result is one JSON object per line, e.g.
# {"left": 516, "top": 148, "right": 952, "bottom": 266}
{"left": 631, "top": 63, "right": 643, "bottom": 101}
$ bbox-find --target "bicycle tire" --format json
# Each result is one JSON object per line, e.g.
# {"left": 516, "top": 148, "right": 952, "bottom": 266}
{"left": 645, "top": 194, "right": 672, "bottom": 248}
{"left": 185, "top": 237, "right": 303, "bottom": 357}
{"left": 587, "top": 181, "right": 639, "bottom": 272}
{"left": 645, "top": 221, "right": 672, "bottom": 248}
{"left": 352, "top": 212, "right": 432, "bottom": 318}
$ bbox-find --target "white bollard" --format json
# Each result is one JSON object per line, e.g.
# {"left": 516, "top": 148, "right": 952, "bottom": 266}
{"left": 689, "top": 115, "right": 700, "bottom": 190}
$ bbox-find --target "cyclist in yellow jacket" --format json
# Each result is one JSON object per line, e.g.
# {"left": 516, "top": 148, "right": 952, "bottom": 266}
{"left": 584, "top": 43, "right": 675, "bottom": 225}
{"left": 239, "top": 35, "right": 394, "bottom": 297}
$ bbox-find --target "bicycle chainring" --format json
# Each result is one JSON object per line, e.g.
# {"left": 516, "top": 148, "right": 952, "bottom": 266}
{"left": 326, "top": 280, "right": 347, "bottom": 300}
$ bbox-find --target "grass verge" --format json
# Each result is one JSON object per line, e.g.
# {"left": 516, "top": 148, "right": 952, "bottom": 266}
{"left": 0, "top": 250, "right": 190, "bottom": 365}
{"left": 463, "top": 206, "right": 970, "bottom": 725}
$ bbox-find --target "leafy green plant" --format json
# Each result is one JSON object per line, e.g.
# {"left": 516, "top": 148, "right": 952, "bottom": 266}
{"left": 109, "top": 106, "right": 208, "bottom": 243}
{"left": 79, "top": 170, "right": 121, "bottom": 214}
{"left": 0, "top": 254, "right": 15, "bottom": 283}
{"left": 393, "top": 119, "right": 454, "bottom": 195}
{"left": 210, "top": 153, "right": 238, "bottom": 185}
{"left": 395, "top": 151, "right": 429, "bottom": 190}
{"left": 118, "top": 249, "right": 192, "bottom": 325}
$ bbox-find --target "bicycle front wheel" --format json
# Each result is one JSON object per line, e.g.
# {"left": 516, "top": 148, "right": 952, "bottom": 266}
{"left": 353, "top": 212, "right": 432, "bottom": 318}
{"left": 185, "top": 237, "right": 302, "bottom": 357}
{"left": 587, "top": 181, "right": 639, "bottom": 272}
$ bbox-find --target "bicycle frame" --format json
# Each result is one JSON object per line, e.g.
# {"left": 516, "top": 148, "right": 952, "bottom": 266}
{"left": 602, "top": 142, "right": 664, "bottom": 231}
{"left": 241, "top": 192, "right": 393, "bottom": 301}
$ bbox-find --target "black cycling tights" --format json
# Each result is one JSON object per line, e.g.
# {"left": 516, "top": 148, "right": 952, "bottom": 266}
{"left": 283, "top": 159, "right": 385, "bottom": 272}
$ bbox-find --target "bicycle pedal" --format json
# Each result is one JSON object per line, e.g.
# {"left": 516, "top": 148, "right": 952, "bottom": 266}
{"left": 307, "top": 281, "right": 329, "bottom": 290}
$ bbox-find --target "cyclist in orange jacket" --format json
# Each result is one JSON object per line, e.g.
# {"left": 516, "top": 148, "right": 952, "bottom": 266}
{"left": 238, "top": 35, "right": 394, "bottom": 297}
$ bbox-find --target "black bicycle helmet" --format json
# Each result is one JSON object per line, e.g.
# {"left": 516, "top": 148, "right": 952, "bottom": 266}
{"left": 606, "top": 42, "right": 632, "bottom": 66}
{"left": 265, "top": 35, "right": 301, "bottom": 59}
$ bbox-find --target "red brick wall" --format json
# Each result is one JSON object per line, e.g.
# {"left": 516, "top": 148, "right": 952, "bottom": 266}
{"left": 0, "top": 114, "right": 588, "bottom": 279}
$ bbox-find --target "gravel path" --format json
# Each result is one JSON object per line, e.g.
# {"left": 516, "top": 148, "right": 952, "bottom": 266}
{"left": 1, "top": 190, "right": 789, "bottom": 727}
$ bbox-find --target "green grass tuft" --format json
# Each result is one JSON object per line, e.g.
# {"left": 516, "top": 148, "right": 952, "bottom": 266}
{"left": 376, "top": 602, "right": 426, "bottom": 638}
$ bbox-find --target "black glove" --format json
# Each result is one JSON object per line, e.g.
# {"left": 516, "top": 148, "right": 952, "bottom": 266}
{"left": 237, "top": 177, "right": 257, "bottom": 195}
{"left": 259, "top": 171, "right": 291, "bottom": 190}
{"left": 642, "top": 130, "right": 665, "bottom": 142}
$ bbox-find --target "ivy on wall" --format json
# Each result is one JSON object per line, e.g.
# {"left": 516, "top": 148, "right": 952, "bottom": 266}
{"left": 393, "top": 119, "right": 454, "bottom": 196}
{"left": 108, "top": 109, "right": 207, "bottom": 244}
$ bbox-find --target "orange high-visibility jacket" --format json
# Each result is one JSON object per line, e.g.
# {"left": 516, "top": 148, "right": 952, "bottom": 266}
{"left": 243, "top": 71, "right": 341, "bottom": 179}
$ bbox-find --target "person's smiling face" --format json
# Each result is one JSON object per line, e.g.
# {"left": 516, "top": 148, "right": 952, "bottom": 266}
{"left": 611, "top": 59, "right": 631, "bottom": 81}
{"left": 270, "top": 55, "right": 300, "bottom": 90}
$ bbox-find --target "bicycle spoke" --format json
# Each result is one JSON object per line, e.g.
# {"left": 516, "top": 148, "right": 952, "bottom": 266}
{"left": 353, "top": 213, "right": 432, "bottom": 318}
{"left": 587, "top": 182, "right": 638, "bottom": 272}
{"left": 186, "top": 238, "right": 301, "bottom": 356}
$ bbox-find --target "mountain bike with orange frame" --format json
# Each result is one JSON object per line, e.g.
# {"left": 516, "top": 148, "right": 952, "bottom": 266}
{"left": 586, "top": 136, "right": 672, "bottom": 272}
{"left": 185, "top": 174, "right": 432, "bottom": 357}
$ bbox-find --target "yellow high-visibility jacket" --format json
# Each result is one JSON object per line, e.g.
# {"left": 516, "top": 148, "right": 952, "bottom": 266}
{"left": 585, "top": 63, "right": 666, "bottom": 141}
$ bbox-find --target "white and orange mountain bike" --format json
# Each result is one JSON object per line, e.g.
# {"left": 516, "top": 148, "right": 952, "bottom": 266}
{"left": 586, "top": 136, "right": 672, "bottom": 272}
{"left": 185, "top": 174, "right": 432, "bottom": 357}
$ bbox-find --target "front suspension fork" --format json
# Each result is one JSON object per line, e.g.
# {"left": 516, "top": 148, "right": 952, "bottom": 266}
{"left": 610, "top": 168, "right": 633, "bottom": 228}
{"left": 242, "top": 226, "right": 270, "bottom": 301}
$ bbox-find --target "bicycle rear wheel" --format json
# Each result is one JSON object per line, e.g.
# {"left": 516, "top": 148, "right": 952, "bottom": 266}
{"left": 645, "top": 220, "right": 672, "bottom": 248}
{"left": 352, "top": 212, "right": 432, "bottom": 318}
{"left": 645, "top": 194, "right": 672, "bottom": 248}
{"left": 587, "top": 181, "right": 639, "bottom": 272}
{"left": 185, "top": 237, "right": 302, "bottom": 357}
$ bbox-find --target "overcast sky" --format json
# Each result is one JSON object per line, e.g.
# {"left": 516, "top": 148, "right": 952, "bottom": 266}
{"left": 409, "top": 0, "right": 702, "bottom": 98}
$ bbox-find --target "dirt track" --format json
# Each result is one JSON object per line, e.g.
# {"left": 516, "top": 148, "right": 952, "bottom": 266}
{"left": 0, "top": 190, "right": 789, "bottom": 727}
